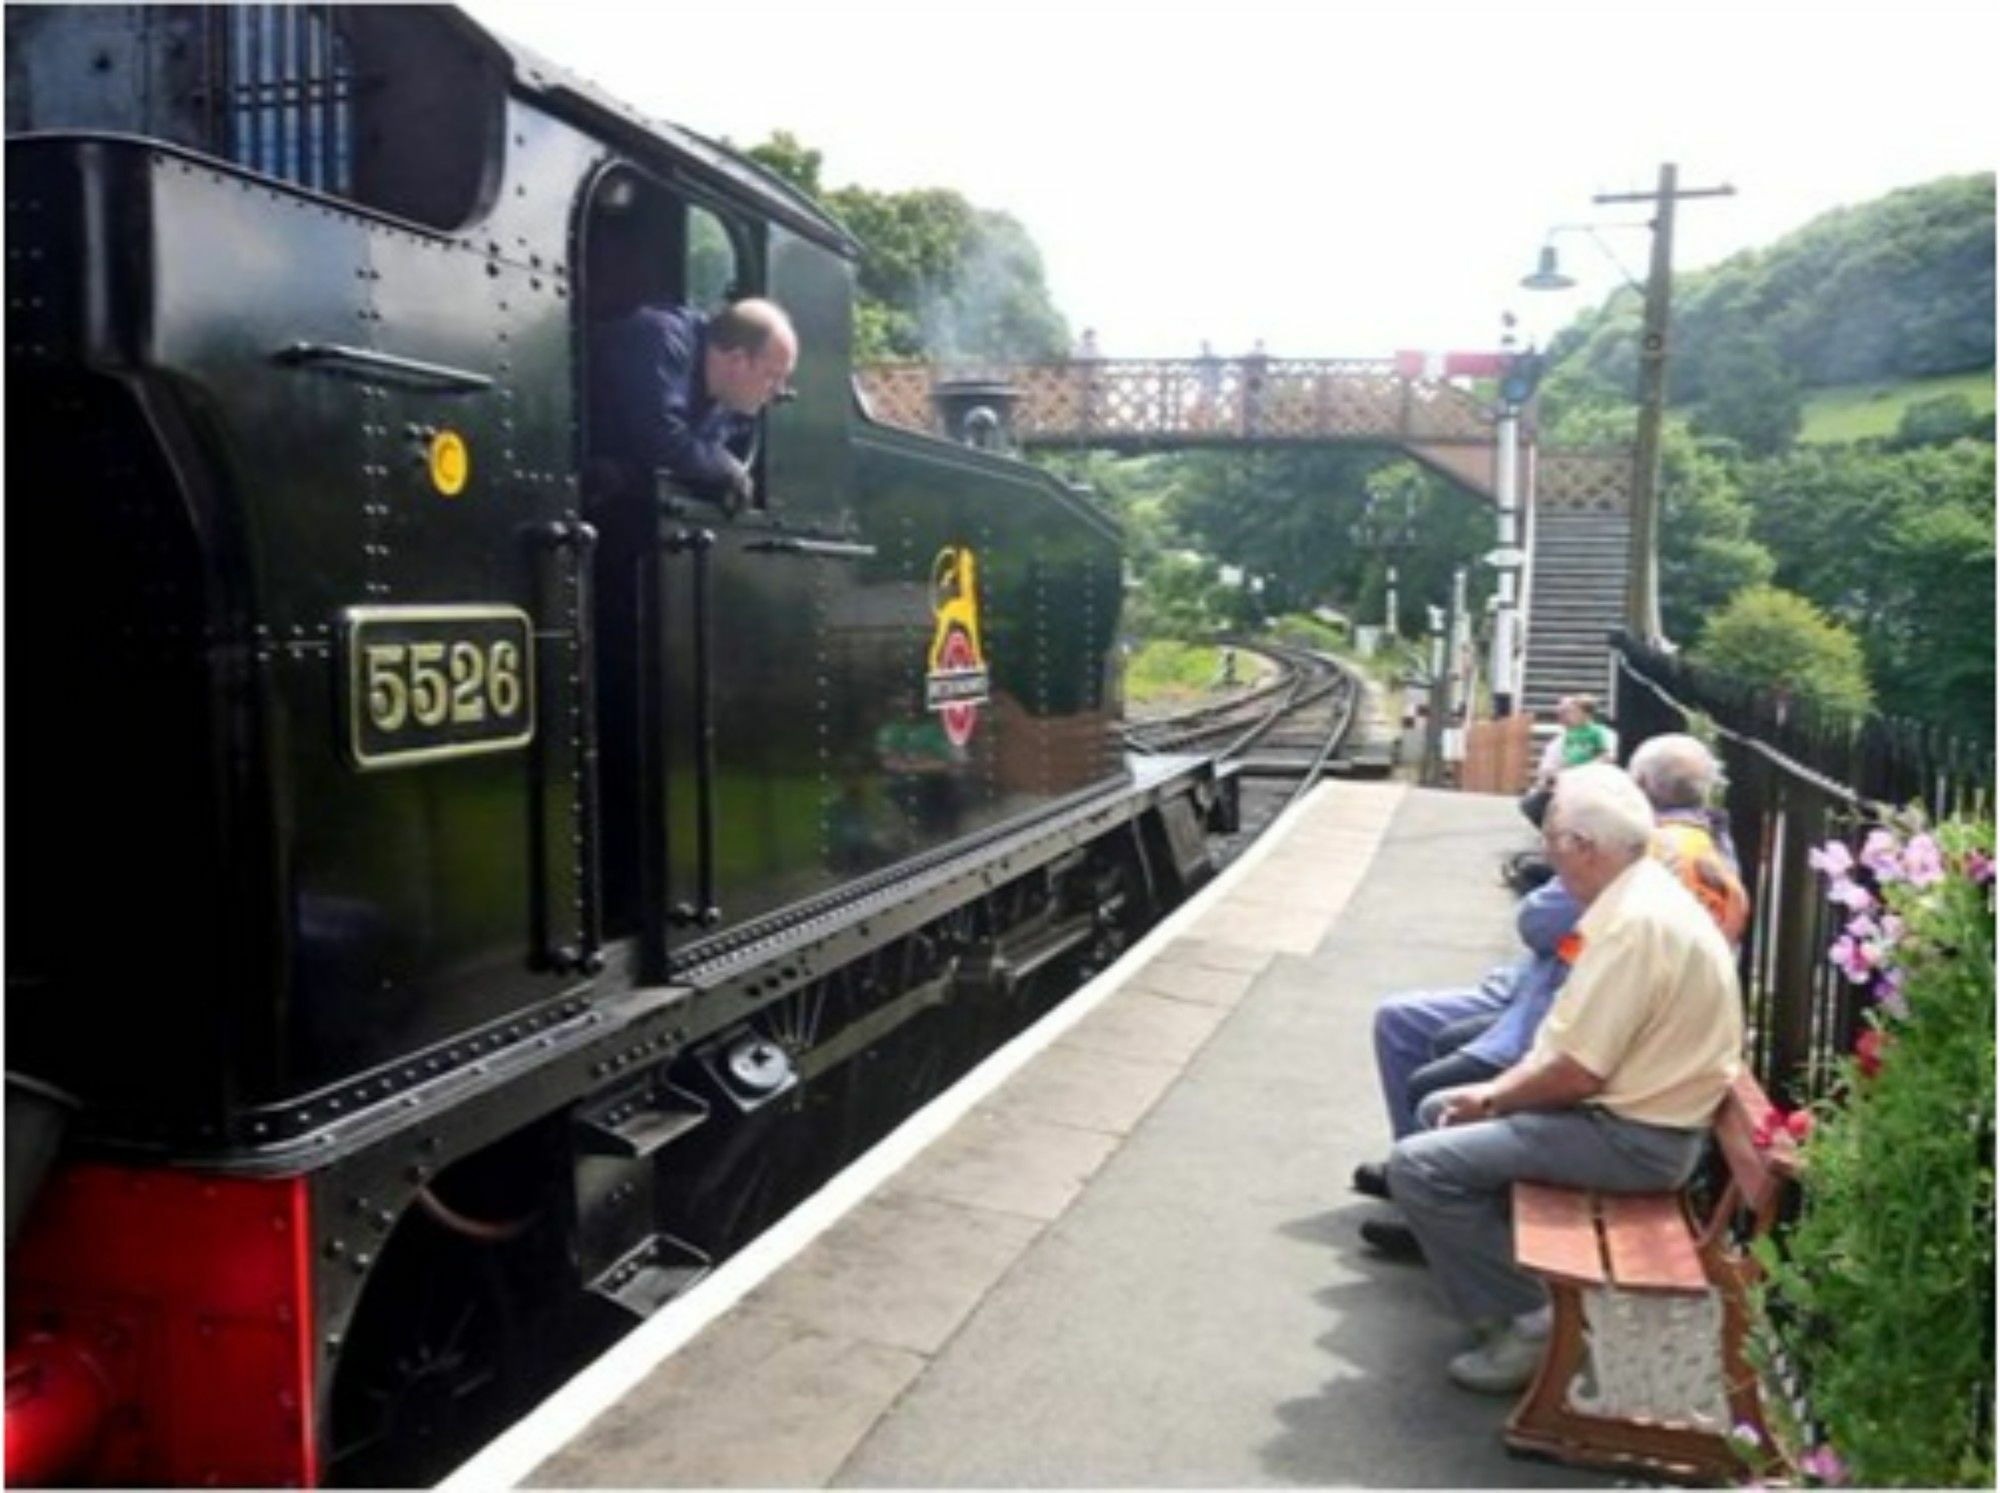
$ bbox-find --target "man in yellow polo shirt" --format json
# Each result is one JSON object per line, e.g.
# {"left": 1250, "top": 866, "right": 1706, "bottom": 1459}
{"left": 1385, "top": 762, "right": 1743, "bottom": 1394}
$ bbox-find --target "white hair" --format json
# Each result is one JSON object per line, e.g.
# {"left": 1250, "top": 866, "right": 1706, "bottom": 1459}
{"left": 1629, "top": 733, "right": 1722, "bottom": 811}
{"left": 1550, "top": 763, "right": 1655, "bottom": 857}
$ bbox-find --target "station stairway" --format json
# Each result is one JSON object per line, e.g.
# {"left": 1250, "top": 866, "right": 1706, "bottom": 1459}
{"left": 1520, "top": 504, "right": 1630, "bottom": 725}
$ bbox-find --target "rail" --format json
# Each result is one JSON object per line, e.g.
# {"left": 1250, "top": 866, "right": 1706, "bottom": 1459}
{"left": 1127, "top": 643, "right": 1362, "bottom": 839}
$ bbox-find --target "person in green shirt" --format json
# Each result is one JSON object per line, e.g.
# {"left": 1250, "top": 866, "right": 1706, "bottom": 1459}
{"left": 1520, "top": 695, "right": 1615, "bottom": 828}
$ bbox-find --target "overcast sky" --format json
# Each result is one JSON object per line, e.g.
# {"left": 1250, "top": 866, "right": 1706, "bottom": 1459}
{"left": 464, "top": 0, "right": 1995, "bottom": 360}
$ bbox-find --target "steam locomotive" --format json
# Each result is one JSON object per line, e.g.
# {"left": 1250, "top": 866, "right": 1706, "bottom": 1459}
{"left": 4, "top": 7, "right": 1225, "bottom": 1484}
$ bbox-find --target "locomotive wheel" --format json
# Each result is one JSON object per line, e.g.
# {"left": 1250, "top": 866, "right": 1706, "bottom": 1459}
{"left": 326, "top": 1134, "right": 575, "bottom": 1487}
{"left": 328, "top": 1220, "right": 526, "bottom": 1487}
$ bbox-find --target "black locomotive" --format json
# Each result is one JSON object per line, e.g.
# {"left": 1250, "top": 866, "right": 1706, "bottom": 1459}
{"left": 4, "top": 7, "right": 1225, "bottom": 1485}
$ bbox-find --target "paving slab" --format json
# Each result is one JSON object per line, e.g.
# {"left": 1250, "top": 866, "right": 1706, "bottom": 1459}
{"left": 1159, "top": 934, "right": 1278, "bottom": 976}
{"left": 1057, "top": 987, "right": 1233, "bottom": 1067}
{"left": 1119, "top": 956, "right": 1261, "bottom": 1008}
{"left": 979, "top": 1042, "right": 1183, "bottom": 1135}
{"left": 882, "top": 1106, "right": 1124, "bottom": 1222}
{"left": 532, "top": 784, "right": 1608, "bottom": 1489}
{"left": 533, "top": 1308, "right": 926, "bottom": 1488}
{"left": 834, "top": 787, "right": 1606, "bottom": 1488}
{"left": 737, "top": 1191, "right": 1045, "bottom": 1356}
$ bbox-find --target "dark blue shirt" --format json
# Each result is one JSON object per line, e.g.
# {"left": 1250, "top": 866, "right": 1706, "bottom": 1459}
{"left": 591, "top": 303, "right": 755, "bottom": 491}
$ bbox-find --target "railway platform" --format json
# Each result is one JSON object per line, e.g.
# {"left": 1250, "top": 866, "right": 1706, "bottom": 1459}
{"left": 453, "top": 782, "right": 1610, "bottom": 1489}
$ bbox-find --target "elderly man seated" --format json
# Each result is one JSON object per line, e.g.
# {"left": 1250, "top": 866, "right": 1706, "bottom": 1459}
{"left": 1386, "top": 763, "right": 1743, "bottom": 1394}
{"left": 1355, "top": 733, "right": 1745, "bottom": 1265}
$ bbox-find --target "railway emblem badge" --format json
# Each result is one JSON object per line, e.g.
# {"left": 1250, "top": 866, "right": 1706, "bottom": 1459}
{"left": 925, "top": 545, "right": 989, "bottom": 746}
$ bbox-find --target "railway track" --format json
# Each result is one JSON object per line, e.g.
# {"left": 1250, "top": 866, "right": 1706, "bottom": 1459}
{"left": 1126, "top": 642, "right": 1379, "bottom": 861}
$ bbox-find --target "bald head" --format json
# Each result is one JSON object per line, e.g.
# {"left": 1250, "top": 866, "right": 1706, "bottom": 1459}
{"left": 705, "top": 298, "right": 798, "bottom": 415}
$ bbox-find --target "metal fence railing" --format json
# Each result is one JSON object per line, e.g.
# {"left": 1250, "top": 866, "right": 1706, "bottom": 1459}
{"left": 1611, "top": 632, "right": 1993, "bottom": 1103}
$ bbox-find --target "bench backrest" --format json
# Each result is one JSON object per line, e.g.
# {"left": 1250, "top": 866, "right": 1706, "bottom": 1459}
{"left": 1709, "top": 1068, "right": 1798, "bottom": 1236}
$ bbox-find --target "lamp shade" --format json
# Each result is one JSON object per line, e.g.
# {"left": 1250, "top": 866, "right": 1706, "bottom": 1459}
{"left": 1520, "top": 244, "right": 1576, "bottom": 291}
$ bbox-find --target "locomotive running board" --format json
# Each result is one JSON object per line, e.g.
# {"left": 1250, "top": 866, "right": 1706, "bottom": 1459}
{"left": 147, "top": 755, "right": 1218, "bottom": 1175}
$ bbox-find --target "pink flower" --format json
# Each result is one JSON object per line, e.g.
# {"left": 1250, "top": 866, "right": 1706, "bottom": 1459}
{"left": 1860, "top": 828, "right": 1904, "bottom": 882}
{"left": 1902, "top": 833, "right": 1945, "bottom": 888}
{"left": 1829, "top": 927, "right": 1883, "bottom": 984}
{"left": 1799, "top": 1444, "right": 1847, "bottom": 1484}
{"left": 1966, "top": 850, "right": 1994, "bottom": 886}
{"left": 1808, "top": 840, "right": 1854, "bottom": 880}
{"left": 1880, "top": 913, "right": 1906, "bottom": 944}
{"left": 1876, "top": 966, "right": 1910, "bottom": 1018}
{"left": 1827, "top": 878, "right": 1876, "bottom": 914}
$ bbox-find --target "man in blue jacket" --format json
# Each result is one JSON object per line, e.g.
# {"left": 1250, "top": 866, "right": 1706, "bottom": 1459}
{"left": 592, "top": 297, "right": 797, "bottom": 507}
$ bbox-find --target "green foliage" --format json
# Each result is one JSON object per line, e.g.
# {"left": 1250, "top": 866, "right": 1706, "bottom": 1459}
{"left": 1758, "top": 817, "right": 1996, "bottom": 1487}
{"left": 1688, "top": 333, "right": 1802, "bottom": 456}
{"left": 1265, "top": 612, "right": 1345, "bottom": 652}
{"left": 1123, "top": 640, "right": 1227, "bottom": 703}
{"left": 1121, "top": 549, "right": 1229, "bottom": 641}
{"left": 1552, "top": 174, "right": 1994, "bottom": 405}
{"left": 1738, "top": 440, "right": 1994, "bottom": 736}
{"left": 1160, "top": 449, "right": 1494, "bottom": 635}
{"left": 1893, "top": 391, "right": 1992, "bottom": 448}
{"left": 1690, "top": 585, "right": 1874, "bottom": 722}
{"left": 744, "top": 131, "right": 1068, "bottom": 363}
{"left": 1799, "top": 369, "right": 1997, "bottom": 445}
{"left": 1658, "top": 429, "right": 1777, "bottom": 641}
{"left": 1874, "top": 487, "right": 1997, "bottom": 738}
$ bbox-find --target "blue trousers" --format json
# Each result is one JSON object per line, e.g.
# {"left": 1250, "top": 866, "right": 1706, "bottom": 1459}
{"left": 1371, "top": 985, "right": 1511, "bottom": 1139}
{"left": 1388, "top": 1103, "right": 1708, "bottom": 1324}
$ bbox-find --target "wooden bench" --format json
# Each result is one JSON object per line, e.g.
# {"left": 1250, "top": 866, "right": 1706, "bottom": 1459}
{"left": 1505, "top": 1070, "right": 1799, "bottom": 1483}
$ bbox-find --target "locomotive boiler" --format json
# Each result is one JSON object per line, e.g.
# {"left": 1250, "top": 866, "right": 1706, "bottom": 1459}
{"left": 3, "top": 5, "right": 1225, "bottom": 1484}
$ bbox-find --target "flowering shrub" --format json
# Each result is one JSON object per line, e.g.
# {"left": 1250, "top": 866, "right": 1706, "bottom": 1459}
{"left": 1756, "top": 815, "right": 1995, "bottom": 1486}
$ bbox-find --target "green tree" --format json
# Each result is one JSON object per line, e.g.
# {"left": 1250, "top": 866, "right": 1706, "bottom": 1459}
{"left": 1690, "top": 585, "right": 1874, "bottom": 722}
{"left": 1689, "top": 334, "right": 1801, "bottom": 456}
{"left": 1871, "top": 466, "right": 1996, "bottom": 737}
{"left": 1892, "top": 391, "right": 1991, "bottom": 448}
{"left": 1737, "top": 438, "right": 1993, "bottom": 734}
{"left": 1545, "top": 174, "right": 1994, "bottom": 402}
{"left": 745, "top": 132, "right": 1068, "bottom": 363}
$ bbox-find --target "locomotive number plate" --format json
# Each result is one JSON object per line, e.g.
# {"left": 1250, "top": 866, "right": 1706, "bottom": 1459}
{"left": 341, "top": 605, "right": 534, "bottom": 769}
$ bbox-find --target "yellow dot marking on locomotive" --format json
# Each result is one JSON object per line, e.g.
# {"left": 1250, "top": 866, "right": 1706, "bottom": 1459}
{"left": 430, "top": 429, "right": 470, "bottom": 496}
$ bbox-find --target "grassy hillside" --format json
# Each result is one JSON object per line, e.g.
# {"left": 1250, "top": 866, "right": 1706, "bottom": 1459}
{"left": 1798, "top": 369, "right": 1996, "bottom": 444}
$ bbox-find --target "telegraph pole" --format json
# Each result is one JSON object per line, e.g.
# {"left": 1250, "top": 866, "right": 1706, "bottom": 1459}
{"left": 1591, "top": 164, "right": 1733, "bottom": 642}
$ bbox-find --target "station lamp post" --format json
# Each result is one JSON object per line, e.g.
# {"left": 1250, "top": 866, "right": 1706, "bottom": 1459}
{"left": 1523, "top": 163, "right": 1733, "bottom": 644}
{"left": 1348, "top": 491, "right": 1417, "bottom": 640}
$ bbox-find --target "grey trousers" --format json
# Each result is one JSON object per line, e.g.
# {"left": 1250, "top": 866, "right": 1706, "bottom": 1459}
{"left": 1386, "top": 1100, "right": 1708, "bottom": 1324}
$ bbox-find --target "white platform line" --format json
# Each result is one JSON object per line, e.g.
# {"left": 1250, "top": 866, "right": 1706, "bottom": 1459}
{"left": 441, "top": 779, "right": 1351, "bottom": 1490}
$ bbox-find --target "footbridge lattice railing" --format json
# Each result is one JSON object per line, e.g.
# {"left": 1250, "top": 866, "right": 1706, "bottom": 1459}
{"left": 855, "top": 359, "right": 1630, "bottom": 511}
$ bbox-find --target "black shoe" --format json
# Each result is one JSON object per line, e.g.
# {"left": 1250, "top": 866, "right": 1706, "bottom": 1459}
{"left": 1350, "top": 1161, "right": 1391, "bottom": 1201}
{"left": 1360, "top": 1218, "right": 1426, "bottom": 1263}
